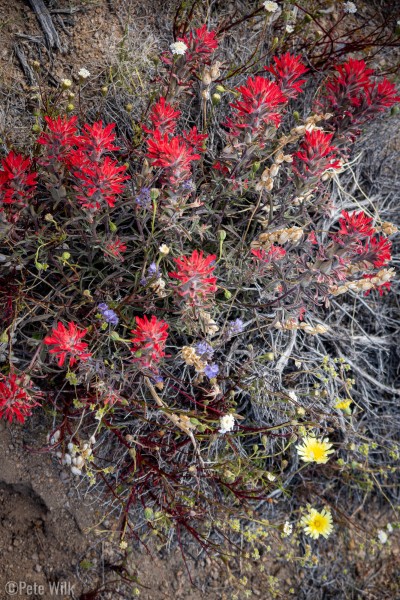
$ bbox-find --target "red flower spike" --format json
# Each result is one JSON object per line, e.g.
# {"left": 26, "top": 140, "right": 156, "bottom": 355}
{"left": 169, "top": 250, "right": 217, "bottom": 305}
{"left": 293, "top": 130, "right": 341, "bottom": 180}
{"left": 143, "top": 97, "right": 181, "bottom": 136}
{"left": 226, "top": 77, "right": 287, "bottom": 137}
{"left": 146, "top": 132, "right": 200, "bottom": 185}
{"left": 251, "top": 246, "right": 286, "bottom": 263}
{"left": 130, "top": 315, "right": 169, "bottom": 368}
{"left": 338, "top": 210, "right": 375, "bottom": 238}
{"left": 363, "top": 274, "right": 391, "bottom": 297}
{"left": 265, "top": 53, "right": 308, "bottom": 100}
{"left": 367, "top": 78, "right": 400, "bottom": 112}
{"left": 357, "top": 236, "right": 392, "bottom": 268}
{"left": 183, "top": 126, "right": 208, "bottom": 153}
{"left": 0, "top": 374, "right": 40, "bottom": 424}
{"left": 77, "top": 121, "right": 119, "bottom": 161}
{"left": 0, "top": 151, "right": 37, "bottom": 207}
{"left": 72, "top": 156, "right": 130, "bottom": 210}
{"left": 181, "top": 25, "right": 218, "bottom": 62}
{"left": 105, "top": 238, "right": 127, "bottom": 260}
{"left": 44, "top": 321, "right": 92, "bottom": 367}
{"left": 37, "top": 115, "right": 79, "bottom": 162}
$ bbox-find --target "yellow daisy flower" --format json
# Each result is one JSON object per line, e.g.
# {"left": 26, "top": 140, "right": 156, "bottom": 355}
{"left": 335, "top": 399, "right": 352, "bottom": 411}
{"left": 296, "top": 435, "right": 334, "bottom": 464}
{"left": 300, "top": 507, "right": 333, "bottom": 540}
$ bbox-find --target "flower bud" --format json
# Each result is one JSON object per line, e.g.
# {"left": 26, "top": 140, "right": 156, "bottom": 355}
{"left": 212, "top": 93, "right": 221, "bottom": 105}
{"left": 66, "top": 103, "right": 75, "bottom": 113}
{"left": 32, "top": 124, "right": 40, "bottom": 133}
{"left": 101, "top": 86, "right": 108, "bottom": 96}
{"left": 215, "top": 84, "right": 225, "bottom": 93}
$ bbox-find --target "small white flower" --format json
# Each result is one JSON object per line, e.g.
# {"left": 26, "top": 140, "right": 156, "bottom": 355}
{"left": 63, "top": 453, "right": 72, "bottom": 466}
{"left": 170, "top": 41, "right": 188, "bottom": 56}
{"left": 219, "top": 414, "right": 235, "bottom": 434}
{"left": 288, "top": 390, "right": 298, "bottom": 401}
{"left": 377, "top": 529, "right": 388, "bottom": 544}
{"left": 294, "top": 360, "right": 302, "bottom": 368}
{"left": 61, "top": 79, "right": 72, "bottom": 89}
{"left": 266, "top": 472, "right": 276, "bottom": 482}
{"left": 159, "top": 244, "right": 170, "bottom": 255}
{"left": 90, "top": 435, "right": 96, "bottom": 445}
{"left": 387, "top": 523, "right": 393, "bottom": 533}
{"left": 343, "top": 1, "right": 357, "bottom": 13}
{"left": 78, "top": 68, "right": 91, "bottom": 80}
{"left": 263, "top": 1, "right": 279, "bottom": 12}
{"left": 283, "top": 521, "right": 293, "bottom": 536}
{"left": 71, "top": 466, "right": 82, "bottom": 476}
{"left": 285, "top": 24, "right": 294, "bottom": 33}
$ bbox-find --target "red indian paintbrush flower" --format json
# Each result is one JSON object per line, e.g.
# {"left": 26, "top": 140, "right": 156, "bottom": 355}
{"left": 77, "top": 121, "right": 119, "bottom": 161}
{"left": 146, "top": 132, "right": 200, "bottom": 185}
{"left": 0, "top": 151, "right": 37, "bottom": 207}
{"left": 251, "top": 246, "right": 286, "bottom": 263}
{"left": 363, "top": 274, "right": 391, "bottom": 297}
{"left": 226, "top": 77, "right": 287, "bottom": 137}
{"left": 318, "top": 59, "right": 400, "bottom": 137}
{"left": 264, "top": 53, "right": 308, "bottom": 100}
{"left": 72, "top": 156, "right": 130, "bottom": 210}
{"left": 0, "top": 373, "right": 40, "bottom": 424}
{"left": 169, "top": 250, "right": 217, "bottom": 305}
{"left": 181, "top": 24, "right": 218, "bottom": 61}
{"left": 337, "top": 210, "right": 375, "bottom": 238}
{"left": 105, "top": 237, "right": 127, "bottom": 260}
{"left": 183, "top": 126, "right": 208, "bottom": 153}
{"left": 143, "top": 97, "right": 181, "bottom": 136}
{"left": 293, "top": 130, "right": 341, "bottom": 180}
{"left": 37, "top": 115, "right": 79, "bottom": 162}
{"left": 44, "top": 321, "right": 92, "bottom": 367}
{"left": 366, "top": 78, "right": 400, "bottom": 112}
{"left": 131, "top": 315, "right": 169, "bottom": 368}
{"left": 356, "top": 236, "right": 392, "bottom": 268}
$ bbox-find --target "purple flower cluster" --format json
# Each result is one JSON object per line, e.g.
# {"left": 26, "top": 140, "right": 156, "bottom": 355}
{"left": 141, "top": 262, "right": 160, "bottom": 286}
{"left": 98, "top": 303, "right": 119, "bottom": 326}
{"left": 135, "top": 187, "right": 151, "bottom": 208}
{"left": 195, "top": 341, "right": 214, "bottom": 359}
{"left": 226, "top": 318, "right": 244, "bottom": 338}
{"left": 204, "top": 363, "right": 219, "bottom": 379}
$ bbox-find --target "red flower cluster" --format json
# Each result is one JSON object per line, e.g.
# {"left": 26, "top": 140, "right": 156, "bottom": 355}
{"left": 37, "top": 115, "right": 79, "bottom": 163}
{"left": 146, "top": 132, "right": 203, "bottom": 187}
{"left": 0, "top": 151, "right": 37, "bottom": 209}
{"left": 180, "top": 24, "right": 218, "bottom": 63}
{"left": 72, "top": 156, "right": 130, "bottom": 210}
{"left": 264, "top": 53, "right": 308, "bottom": 100}
{"left": 337, "top": 210, "right": 375, "bottom": 238}
{"left": 77, "top": 121, "right": 119, "bottom": 161}
{"left": 357, "top": 236, "right": 392, "bottom": 268}
{"left": 333, "top": 210, "right": 392, "bottom": 270}
{"left": 363, "top": 274, "right": 391, "bottom": 297}
{"left": 130, "top": 315, "right": 169, "bottom": 369}
{"left": 143, "top": 97, "right": 181, "bottom": 136}
{"left": 169, "top": 250, "right": 217, "bottom": 305}
{"left": 38, "top": 117, "right": 129, "bottom": 211}
{"left": 226, "top": 76, "right": 287, "bottom": 138}
{"left": 105, "top": 237, "right": 127, "bottom": 260}
{"left": 293, "top": 130, "right": 341, "bottom": 181}
{"left": 0, "top": 374, "right": 40, "bottom": 424}
{"left": 319, "top": 59, "right": 400, "bottom": 137}
{"left": 251, "top": 246, "right": 286, "bottom": 263}
{"left": 44, "top": 321, "right": 92, "bottom": 367}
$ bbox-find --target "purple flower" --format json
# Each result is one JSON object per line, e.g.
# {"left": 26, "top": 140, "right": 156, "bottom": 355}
{"left": 141, "top": 262, "right": 161, "bottom": 285}
{"left": 135, "top": 187, "right": 151, "bottom": 208}
{"left": 204, "top": 363, "right": 219, "bottom": 379}
{"left": 98, "top": 303, "right": 119, "bottom": 326}
{"left": 227, "top": 318, "right": 244, "bottom": 338}
{"left": 195, "top": 341, "right": 214, "bottom": 358}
